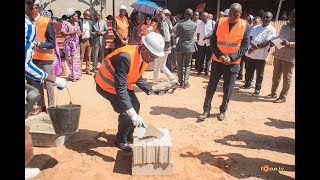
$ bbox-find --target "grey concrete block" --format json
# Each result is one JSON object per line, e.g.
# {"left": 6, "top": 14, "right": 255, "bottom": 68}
{"left": 133, "top": 128, "right": 173, "bottom": 164}
{"left": 26, "top": 114, "right": 73, "bottom": 147}
{"left": 132, "top": 163, "right": 173, "bottom": 176}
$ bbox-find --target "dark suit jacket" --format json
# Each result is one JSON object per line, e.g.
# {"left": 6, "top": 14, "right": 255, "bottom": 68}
{"left": 78, "top": 18, "right": 94, "bottom": 45}
{"left": 175, "top": 19, "right": 198, "bottom": 53}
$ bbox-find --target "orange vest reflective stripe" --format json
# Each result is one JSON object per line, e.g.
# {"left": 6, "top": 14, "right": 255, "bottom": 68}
{"left": 32, "top": 16, "right": 54, "bottom": 61}
{"left": 212, "top": 17, "right": 246, "bottom": 64}
{"left": 115, "top": 16, "right": 129, "bottom": 39}
{"left": 141, "top": 24, "right": 157, "bottom": 36}
{"left": 95, "top": 45, "right": 149, "bottom": 94}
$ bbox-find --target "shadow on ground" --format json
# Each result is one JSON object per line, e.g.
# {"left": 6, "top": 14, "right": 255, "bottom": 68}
{"left": 180, "top": 152, "right": 295, "bottom": 179}
{"left": 65, "top": 129, "right": 115, "bottom": 162}
{"left": 214, "top": 130, "right": 295, "bottom": 155}
{"left": 113, "top": 150, "right": 132, "bottom": 175}
{"left": 265, "top": 118, "right": 295, "bottom": 129}
{"left": 27, "top": 154, "right": 58, "bottom": 171}
{"left": 150, "top": 106, "right": 200, "bottom": 119}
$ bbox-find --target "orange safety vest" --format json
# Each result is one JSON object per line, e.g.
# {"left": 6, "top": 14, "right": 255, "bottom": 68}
{"left": 115, "top": 16, "right": 129, "bottom": 39}
{"left": 141, "top": 23, "right": 157, "bottom": 36}
{"left": 32, "top": 16, "right": 54, "bottom": 61}
{"left": 95, "top": 45, "right": 149, "bottom": 94}
{"left": 212, "top": 17, "right": 246, "bottom": 64}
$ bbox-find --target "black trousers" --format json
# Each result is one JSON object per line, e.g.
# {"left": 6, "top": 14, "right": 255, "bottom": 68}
{"left": 196, "top": 45, "right": 212, "bottom": 73}
{"left": 203, "top": 60, "right": 240, "bottom": 113}
{"left": 238, "top": 58, "right": 245, "bottom": 77}
{"left": 244, "top": 56, "right": 266, "bottom": 90}
{"left": 96, "top": 84, "right": 139, "bottom": 143}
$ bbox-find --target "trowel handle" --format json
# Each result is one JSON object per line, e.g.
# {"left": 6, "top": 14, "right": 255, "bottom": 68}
{"left": 141, "top": 122, "right": 145, "bottom": 128}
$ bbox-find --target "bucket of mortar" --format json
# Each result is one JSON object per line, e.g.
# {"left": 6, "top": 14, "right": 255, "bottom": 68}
{"left": 47, "top": 87, "right": 81, "bottom": 135}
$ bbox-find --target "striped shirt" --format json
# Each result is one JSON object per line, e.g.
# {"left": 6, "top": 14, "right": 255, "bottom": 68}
{"left": 25, "top": 15, "right": 47, "bottom": 83}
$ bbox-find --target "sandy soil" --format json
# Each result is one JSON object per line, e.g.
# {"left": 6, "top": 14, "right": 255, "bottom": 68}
{"left": 28, "top": 63, "right": 295, "bottom": 180}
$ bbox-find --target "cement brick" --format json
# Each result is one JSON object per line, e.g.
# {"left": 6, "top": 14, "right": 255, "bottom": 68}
{"left": 26, "top": 114, "right": 73, "bottom": 147}
{"left": 133, "top": 128, "right": 173, "bottom": 165}
{"left": 132, "top": 163, "right": 173, "bottom": 176}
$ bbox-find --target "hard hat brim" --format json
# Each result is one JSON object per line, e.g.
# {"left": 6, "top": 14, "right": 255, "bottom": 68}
{"left": 141, "top": 36, "right": 164, "bottom": 57}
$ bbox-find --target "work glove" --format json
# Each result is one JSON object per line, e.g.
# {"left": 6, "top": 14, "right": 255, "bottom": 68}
{"left": 126, "top": 108, "right": 145, "bottom": 128}
{"left": 150, "top": 89, "right": 168, "bottom": 96}
{"left": 54, "top": 77, "right": 67, "bottom": 90}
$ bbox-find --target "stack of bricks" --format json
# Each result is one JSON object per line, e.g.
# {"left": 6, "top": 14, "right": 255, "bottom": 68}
{"left": 132, "top": 128, "right": 173, "bottom": 175}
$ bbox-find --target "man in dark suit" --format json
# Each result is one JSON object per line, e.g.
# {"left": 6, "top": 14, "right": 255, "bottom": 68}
{"left": 175, "top": 8, "right": 198, "bottom": 88}
{"left": 78, "top": 9, "right": 94, "bottom": 75}
{"left": 92, "top": 10, "right": 109, "bottom": 72}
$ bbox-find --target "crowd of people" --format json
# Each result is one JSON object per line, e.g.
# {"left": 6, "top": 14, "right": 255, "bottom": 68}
{"left": 25, "top": 0, "right": 295, "bottom": 178}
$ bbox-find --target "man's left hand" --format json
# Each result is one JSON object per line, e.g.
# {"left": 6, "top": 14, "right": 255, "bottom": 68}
{"left": 222, "top": 56, "right": 231, "bottom": 65}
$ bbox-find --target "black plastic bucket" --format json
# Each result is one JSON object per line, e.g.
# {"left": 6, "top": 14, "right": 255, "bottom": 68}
{"left": 48, "top": 104, "right": 81, "bottom": 134}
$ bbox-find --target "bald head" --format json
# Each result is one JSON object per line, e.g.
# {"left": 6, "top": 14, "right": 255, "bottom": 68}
{"left": 228, "top": 3, "right": 242, "bottom": 23}
{"left": 230, "top": 3, "right": 242, "bottom": 12}
{"left": 185, "top": 8, "right": 193, "bottom": 20}
{"left": 201, "top": 12, "right": 209, "bottom": 23}
{"left": 208, "top": 13, "right": 213, "bottom": 20}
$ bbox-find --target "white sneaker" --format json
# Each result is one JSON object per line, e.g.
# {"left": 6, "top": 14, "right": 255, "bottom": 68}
{"left": 25, "top": 168, "right": 40, "bottom": 180}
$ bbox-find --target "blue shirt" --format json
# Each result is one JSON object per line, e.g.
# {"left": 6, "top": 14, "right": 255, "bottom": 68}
{"left": 25, "top": 15, "right": 47, "bottom": 83}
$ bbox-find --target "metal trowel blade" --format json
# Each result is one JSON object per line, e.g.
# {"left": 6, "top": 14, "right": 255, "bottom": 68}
{"left": 143, "top": 124, "right": 164, "bottom": 139}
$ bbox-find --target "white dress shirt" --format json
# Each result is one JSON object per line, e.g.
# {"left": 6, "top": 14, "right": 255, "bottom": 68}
{"left": 245, "top": 24, "right": 277, "bottom": 60}
{"left": 161, "top": 17, "right": 171, "bottom": 42}
{"left": 82, "top": 20, "right": 90, "bottom": 39}
{"left": 196, "top": 20, "right": 215, "bottom": 46}
{"left": 193, "top": 19, "right": 202, "bottom": 42}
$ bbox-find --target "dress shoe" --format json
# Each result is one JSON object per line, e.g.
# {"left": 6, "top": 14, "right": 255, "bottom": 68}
{"left": 273, "top": 97, "right": 286, "bottom": 103}
{"left": 127, "top": 136, "right": 134, "bottom": 143}
{"left": 115, "top": 141, "right": 132, "bottom": 152}
{"left": 183, "top": 83, "right": 190, "bottom": 89}
{"left": 197, "top": 72, "right": 201, "bottom": 75}
{"left": 236, "top": 75, "right": 243, "bottom": 80}
{"left": 218, "top": 113, "right": 225, "bottom": 121}
{"left": 199, "top": 111, "right": 210, "bottom": 121}
{"left": 252, "top": 89, "right": 260, "bottom": 97}
{"left": 239, "top": 85, "right": 250, "bottom": 89}
{"left": 265, "top": 93, "right": 277, "bottom": 99}
{"left": 205, "top": 72, "right": 209, "bottom": 76}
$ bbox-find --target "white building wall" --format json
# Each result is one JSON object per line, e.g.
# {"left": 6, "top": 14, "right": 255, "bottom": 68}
{"left": 39, "top": 0, "right": 136, "bottom": 19}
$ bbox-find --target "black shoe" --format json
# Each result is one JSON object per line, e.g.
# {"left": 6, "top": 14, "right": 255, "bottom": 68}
{"left": 205, "top": 72, "right": 209, "bottom": 76}
{"left": 197, "top": 72, "right": 201, "bottom": 75}
{"left": 115, "top": 141, "right": 132, "bottom": 152}
{"left": 218, "top": 113, "right": 225, "bottom": 121}
{"left": 127, "top": 136, "right": 134, "bottom": 143}
{"left": 199, "top": 111, "right": 210, "bottom": 121}
{"left": 183, "top": 83, "right": 190, "bottom": 89}
{"left": 236, "top": 75, "right": 243, "bottom": 80}
{"left": 239, "top": 85, "right": 250, "bottom": 89}
{"left": 252, "top": 89, "right": 260, "bottom": 97}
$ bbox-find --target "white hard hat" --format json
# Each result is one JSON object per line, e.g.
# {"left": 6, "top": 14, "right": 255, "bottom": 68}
{"left": 120, "top": 5, "right": 127, "bottom": 10}
{"left": 223, "top": 9, "right": 229, "bottom": 16}
{"left": 164, "top": 9, "right": 171, "bottom": 15}
{"left": 141, "top": 32, "right": 165, "bottom": 57}
{"left": 34, "top": 0, "right": 41, "bottom": 5}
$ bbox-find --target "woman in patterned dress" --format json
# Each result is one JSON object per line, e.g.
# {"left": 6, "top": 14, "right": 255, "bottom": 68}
{"left": 61, "top": 8, "right": 83, "bottom": 82}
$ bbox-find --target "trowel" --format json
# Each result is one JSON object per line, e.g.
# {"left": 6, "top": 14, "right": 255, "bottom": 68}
{"left": 134, "top": 123, "right": 164, "bottom": 139}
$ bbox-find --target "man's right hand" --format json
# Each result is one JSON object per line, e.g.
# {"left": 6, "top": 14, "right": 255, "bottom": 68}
{"left": 54, "top": 77, "right": 67, "bottom": 90}
{"left": 131, "top": 114, "right": 145, "bottom": 127}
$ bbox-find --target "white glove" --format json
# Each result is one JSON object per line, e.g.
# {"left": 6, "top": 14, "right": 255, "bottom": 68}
{"left": 126, "top": 108, "right": 145, "bottom": 127}
{"left": 54, "top": 77, "right": 67, "bottom": 90}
